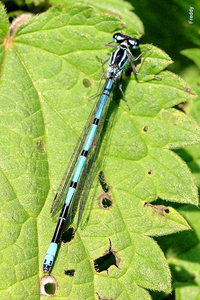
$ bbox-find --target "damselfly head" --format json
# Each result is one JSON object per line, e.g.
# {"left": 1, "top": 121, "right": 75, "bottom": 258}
{"left": 112, "top": 32, "right": 125, "bottom": 43}
{"left": 128, "top": 37, "right": 139, "bottom": 49}
{"left": 112, "top": 33, "right": 139, "bottom": 49}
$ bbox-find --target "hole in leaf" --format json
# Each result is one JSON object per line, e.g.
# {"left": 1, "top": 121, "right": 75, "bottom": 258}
{"left": 44, "top": 283, "right": 56, "bottom": 295}
{"left": 142, "top": 125, "right": 149, "bottom": 133}
{"left": 61, "top": 227, "right": 75, "bottom": 243}
{"left": 64, "top": 269, "right": 75, "bottom": 277}
{"left": 102, "top": 197, "right": 112, "bottom": 208}
{"left": 36, "top": 140, "right": 45, "bottom": 153}
{"left": 98, "top": 171, "right": 109, "bottom": 193}
{"left": 40, "top": 275, "right": 57, "bottom": 296}
{"left": 147, "top": 170, "right": 153, "bottom": 175}
{"left": 93, "top": 239, "right": 120, "bottom": 273}
{"left": 99, "top": 193, "right": 113, "bottom": 209}
{"left": 82, "top": 78, "right": 92, "bottom": 88}
{"left": 144, "top": 202, "right": 170, "bottom": 216}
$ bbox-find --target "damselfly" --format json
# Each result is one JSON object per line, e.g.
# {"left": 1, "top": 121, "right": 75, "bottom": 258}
{"left": 43, "top": 33, "right": 153, "bottom": 272}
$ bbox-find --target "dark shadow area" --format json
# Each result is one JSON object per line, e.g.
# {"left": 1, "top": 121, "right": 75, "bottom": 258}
{"left": 64, "top": 269, "right": 75, "bottom": 277}
{"left": 40, "top": 275, "right": 58, "bottom": 296}
{"left": 169, "top": 263, "right": 196, "bottom": 283}
{"left": 174, "top": 148, "right": 200, "bottom": 175}
{"left": 131, "top": 0, "right": 200, "bottom": 74}
{"left": 61, "top": 226, "right": 75, "bottom": 243}
{"left": 44, "top": 282, "right": 56, "bottom": 295}
{"left": 149, "top": 290, "right": 175, "bottom": 300}
{"left": 98, "top": 170, "right": 110, "bottom": 193}
{"left": 150, "top": 264, "right": 198, "bottom": 299}
{"left": 101, "top": 196, "right": 113, "bottom": 209}
{"left": 4, "top": 0, "right": 51, "bottom": 20}
{"left": 94, "top": 239, "right": 120, "bottom": 273}
{"left": 154, "top": 205, "right": 200, "bottom": 263}
{"left": 98, "top": 192, "right": 113, "bottom": 209}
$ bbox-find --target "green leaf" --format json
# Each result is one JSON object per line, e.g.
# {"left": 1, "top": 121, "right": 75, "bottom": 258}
{"left": 0, "top": 1, "right": 9, "bottom": 67}
{"left": 164, "top": 205, "right": 200, "bottom": 300}
{"left": 0, "top": 2, "right": 9, "bottom": 41}
{"left": 181, "top": 48, "right": 200, "bottom": 69}
{"left": 160, "top": 47, "right": 200, "bottom": 300}
{"left": 50, "top": 0, "right": 145, "bottom": 34}
{"left": 180, "top": 48, "right": 200, "bottom": 124}
{"left": 0, "top": 4, "right": 199, "bottom": 300}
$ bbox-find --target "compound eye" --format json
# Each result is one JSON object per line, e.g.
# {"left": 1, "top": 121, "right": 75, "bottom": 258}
{"left": 113, "top": 33, "right": 125, "bottom": 43}
{"left": 129, "top": 38, "right": 140, "bottom": 49}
